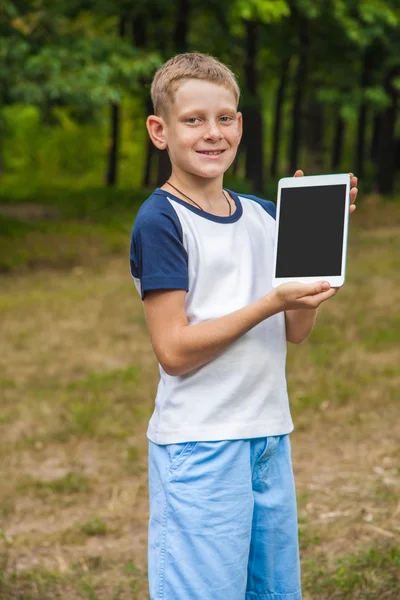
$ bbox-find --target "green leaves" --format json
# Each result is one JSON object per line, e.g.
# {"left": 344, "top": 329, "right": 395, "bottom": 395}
{"left": 233, "top": 0, "right": 290, "bottom": 23}
{"left": 1, "top": 3, "right": 161, "bottom": 113}
{"left": 331, "top": 0, "right": 400, "bottom": 47}
{"left": 16, "top": 40, "right": 158, "bottom": 106}
{"left": 359, "top": 0, "right": 398, "bottom": 27}
{"left": 364, "top": 85, "right": 392, "bottom": 109}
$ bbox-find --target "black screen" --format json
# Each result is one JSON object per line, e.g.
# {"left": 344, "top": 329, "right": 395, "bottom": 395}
{"left": 275, "top": 184, "right": 347, "bottom": 277}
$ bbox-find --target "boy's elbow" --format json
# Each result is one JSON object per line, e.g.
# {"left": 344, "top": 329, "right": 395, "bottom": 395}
{"left": 286, "top": 333, "right": 308, "bottom": 344}
{"left": 154, "top": 336, "right": 186, "bottom": 376}
{"left": 163, "top": 362, "right": 181, "bottom": 376}
{"left": 163, "top": 352, "right": 194, "bottom": 377}
{"left": 160, "top": 351, "right": 182, "bottom": 376}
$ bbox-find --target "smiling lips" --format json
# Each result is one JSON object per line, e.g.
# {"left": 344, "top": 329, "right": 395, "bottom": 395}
{"left": 196, "top": 149, "right": 226, "bottom": 156}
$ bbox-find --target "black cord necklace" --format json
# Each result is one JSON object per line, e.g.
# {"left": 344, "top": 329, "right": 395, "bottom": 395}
{"left": 165, "top": 181, "right": 232, "bottom": 216}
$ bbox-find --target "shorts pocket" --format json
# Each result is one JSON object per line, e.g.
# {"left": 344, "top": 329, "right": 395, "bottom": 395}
{"left": 166, "top": 442, "right": 197, "bottom": 472}
{"left": 257, "top": 435, "right": 281, "bottom": 463}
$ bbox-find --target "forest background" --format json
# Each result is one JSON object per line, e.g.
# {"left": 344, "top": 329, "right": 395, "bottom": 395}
{"left": 0, "top": 1, "right": 399, "bottom": 599}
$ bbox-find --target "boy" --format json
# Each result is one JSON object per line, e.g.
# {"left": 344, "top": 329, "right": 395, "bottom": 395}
{"left": 130, "top": 52, "right": 357, "bottom": 600}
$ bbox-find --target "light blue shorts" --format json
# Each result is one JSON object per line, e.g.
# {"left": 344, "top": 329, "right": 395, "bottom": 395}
{"left": 148, "top": 434, "right": 301, "bottom": 600}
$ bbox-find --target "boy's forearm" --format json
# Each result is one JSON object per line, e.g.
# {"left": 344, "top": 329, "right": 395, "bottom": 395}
{"left": 284, "top": 308, "right": 318, "bottom": 344}
{"left": 168, "top": 292, "right": 283, "bottom": 376}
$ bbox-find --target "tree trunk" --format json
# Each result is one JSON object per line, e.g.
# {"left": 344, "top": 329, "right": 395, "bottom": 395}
{"left": 232, "top": 148, "right": 241, "bottom": 177}
{"left": 356, "top": 104, "right": 367, "bottom": 177}
{"left": 243, "top": 103, "right": 264, "bottom": 193}
{"left": 289, "top": 16, "right": 309, "bottom": 174}
{"left": 304, "top": 87, "right": 325, "bottom": 173}
{"left": 143, "top": 138, "right": 154, "bottom": 187}
{"left": 396, "top": 138, "right": 400, "bottom": 172}
{"left": 370, "top": 112, "right": 381, "bottom": 164}
{"left": 132, "top": 11, "right": 146, "bottom": 48}
{"left": 377, "top": 70, "right": 398, "bottom": 194}
{"left": 331, "top": 111, "right": 345, "bottom": 170}
{"left": 156, "top": 149, "right": 172, "bottom": 185}
{"left": 105, "top": 16, "right": 126, "bottom": 187}
{"left": 0, "top": 114, "right": 4, "bottom": 176}
{"left": 174, "top": 0, "right": 190, "bottom": 53}
{"left": 143, "top": 97, "right": 155, "bottom": 187}
{"left": 270, "top": 56, "right": 290, "bottom": 177}
{"left": 355, "top": 40, "right": 386, "bottom": 178}
{"left": 132, "top": 13, "right": 156, "bottom": 187}
{"left": 156, "top": 0, "right": 191, "bottom": 186}
{"left": 106, "top": 102, "right": 120, "bottom": 187}
{"left": 355, "top": 48, "right": 374, "bottom": 179}
{"left": 355, "top": 104, "right": 368, "bottom": 180}
{"left": 242, "top": 20, "right": 264, "bottom": 194}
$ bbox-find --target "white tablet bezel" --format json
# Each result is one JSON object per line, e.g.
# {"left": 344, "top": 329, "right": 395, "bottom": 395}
{"left": 272, "top": 173, "right": 351, "bottom": 288}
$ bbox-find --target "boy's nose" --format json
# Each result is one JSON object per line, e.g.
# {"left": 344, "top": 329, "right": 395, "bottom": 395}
{"left": 204, "top": 122, "right": 223, "bottom": 140}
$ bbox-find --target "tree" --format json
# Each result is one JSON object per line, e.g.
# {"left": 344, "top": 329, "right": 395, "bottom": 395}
{"left": 376, "top": 65, "right": 400, "bottom": 194}
{"left": 231, "top": 0, "right": 290, "bottom": 192}
{"left": 270, "top": 54, "right": 290, "bottom": 177}
{"left": 328, "top": 0, "right": 399, "bottom": 186}
{"left": 0, "top": 1, "right": 160, "bottom": 183}
{"left": 106, "top": 15, "right": 127, "bottom": 187}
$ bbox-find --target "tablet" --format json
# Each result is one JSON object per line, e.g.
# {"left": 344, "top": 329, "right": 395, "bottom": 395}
{"left": 272, "top": 173, "right": 351, "bottom": 288}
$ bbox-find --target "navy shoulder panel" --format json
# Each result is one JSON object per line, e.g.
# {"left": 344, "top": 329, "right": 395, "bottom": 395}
{"left": 130, "top": 191, "right": 189, "bottom": 300}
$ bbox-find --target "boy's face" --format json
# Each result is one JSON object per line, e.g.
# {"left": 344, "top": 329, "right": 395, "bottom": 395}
{"left": 149, "top": 79, "right": 242, "bottom": 181}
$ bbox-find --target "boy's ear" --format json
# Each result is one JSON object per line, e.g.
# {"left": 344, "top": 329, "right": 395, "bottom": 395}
{"left": 146, "top": 115, "right": 168, "bottom": 150}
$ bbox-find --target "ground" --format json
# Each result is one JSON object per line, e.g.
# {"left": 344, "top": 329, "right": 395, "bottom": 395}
{"left": 0, "top": 194, "right": 399, "bottom": 599}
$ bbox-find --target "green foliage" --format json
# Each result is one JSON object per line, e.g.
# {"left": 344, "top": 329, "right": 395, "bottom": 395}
{"left": 1, "top": 2, "right": 161, "bottom": 112}
{"left": 359, "top": 0, "right": 398, "bottom": 28}
{"left": 233, "top": 0, "right": 290, "bottom": 22}
{"left": 12, "top": 39, "right": 159, "bottom": 108}
{"left": 1, "top": 94, "right": 147, "bottom": 185}
{"left": 331, "top": 0, "right": 399, "bottom": 47}
{"left": 1, "top": 0, "right": 400, "bottom": 192}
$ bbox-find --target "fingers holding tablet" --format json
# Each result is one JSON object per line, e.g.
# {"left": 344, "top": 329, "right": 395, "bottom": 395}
{"left": 349, "top": 173, "right": 358, "bottom": 211}
{"left": 273, "top": 280, "right": 338, "bottom": 311}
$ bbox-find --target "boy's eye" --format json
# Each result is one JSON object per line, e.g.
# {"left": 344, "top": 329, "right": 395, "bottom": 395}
{"left": 219, "top": 116, "right": 233, "bottom": 122}
{"left": 186, "top": 117, "right": 201, "bottom": 124}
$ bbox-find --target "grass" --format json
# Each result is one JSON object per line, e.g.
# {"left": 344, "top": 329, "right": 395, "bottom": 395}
{"left": 18, "top": 472, "right": 91, "bottom": 497}
{"left": 0, "top": 556, "right": 148, "bottom": 600}
{"left": 0, "top": 183, "right": 399, "bottom": 599}
{"left": 0, "top": 564, "right": 66, "bottom": 600}
{"left": 81, "top": 517, "right": 109, "bottom": 537}
{"left": 0, "top": 180, "right": 149, "bottom": 272}
{"left": 303, "top": 544, "right": 400, "bottom": 599}
{"left": 0, "top": 216, "right": 130, "bottom": 272}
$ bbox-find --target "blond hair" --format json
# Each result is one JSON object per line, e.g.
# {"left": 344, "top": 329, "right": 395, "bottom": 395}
{"left": 150, "top": 52, "right": 240, "bottom": 117}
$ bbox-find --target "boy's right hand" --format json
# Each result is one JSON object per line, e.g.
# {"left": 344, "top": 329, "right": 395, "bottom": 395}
{"left": 272, "top": 281, "right": 338, "bottom": 311}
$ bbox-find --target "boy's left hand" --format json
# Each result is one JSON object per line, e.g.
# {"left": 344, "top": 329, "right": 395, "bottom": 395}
{"left": 294, "top": 170, "right": 358, "bottom": 214}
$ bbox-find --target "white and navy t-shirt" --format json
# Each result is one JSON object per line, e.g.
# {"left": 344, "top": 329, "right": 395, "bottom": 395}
{"left": 130, "top": 188, "right": 293, "bottom": 444}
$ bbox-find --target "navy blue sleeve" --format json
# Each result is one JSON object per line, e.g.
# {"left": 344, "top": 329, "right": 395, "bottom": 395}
{"left": 238, "top": 194, "right": 276, "bottom": 220}
{"left": 130, "top": 195, "right": 189, "bottom": 301}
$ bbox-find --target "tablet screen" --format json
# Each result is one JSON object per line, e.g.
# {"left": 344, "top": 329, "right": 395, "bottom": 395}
{"left": 276, "top": 184, "right": 347, "bottom": 277}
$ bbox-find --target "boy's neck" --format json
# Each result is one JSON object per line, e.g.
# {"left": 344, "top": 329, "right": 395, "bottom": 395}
{"left": 162, "top": 171, "right": 227, "bottom": 211}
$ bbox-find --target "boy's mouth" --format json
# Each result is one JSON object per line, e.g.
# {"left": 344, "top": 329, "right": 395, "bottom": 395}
{"left": 196, "top": 149, "right": 226, "bottom": 156}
